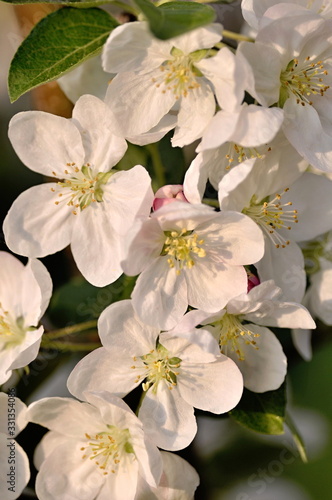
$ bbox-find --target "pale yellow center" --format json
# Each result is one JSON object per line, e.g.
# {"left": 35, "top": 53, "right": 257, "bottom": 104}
{"left": 215, "top": 313, "right": 260, "bottom": 361}
{"left": 81, "top": 427, "right": 135, "bottom": 475}
{"left": 162, "top": 229, "right": 206, "bottom": 274}
{"left": 243, "top": 189, "right": 298, "bottom": 248}
{"left": 280, "top": 57, "right": 330, "bottom": 107}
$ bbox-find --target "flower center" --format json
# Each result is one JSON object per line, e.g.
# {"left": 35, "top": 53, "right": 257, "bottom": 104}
{"left": 279, "top": 57, "right": 330, "bottom": 107}
{"left": 153, "top": 48, "right": 202, "bottom": 99}
{"left": 0, "top": 305, "right": 26, "bottom": 349}
{"left": 81, "top": 426, "right": 135, "bottom": 475}
{"left": 224, "top": 142, "right": 271, "bottom": 169}
{"left": 50, "top": 163, "right": 112, "bottom": 215}
{"left": 136, "top": 343, "right": 182, "bottom": 393}
{"left": 243, "top": 189, "right": 298, "bottom": 248}
{"left": 214, "top": 313, "right": 260, "bottom": 361}
{"left": 161, "top": 229, "right": 206, "bottom": 274}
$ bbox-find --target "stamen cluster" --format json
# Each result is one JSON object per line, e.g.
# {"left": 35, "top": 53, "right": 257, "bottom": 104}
{"left": 162, "top": 229, "right": 206, "bottom": 274}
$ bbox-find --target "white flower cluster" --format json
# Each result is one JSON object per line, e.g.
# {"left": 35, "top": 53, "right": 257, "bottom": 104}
{"left": 2, "top": 0, "right": 332, "bottom": 498}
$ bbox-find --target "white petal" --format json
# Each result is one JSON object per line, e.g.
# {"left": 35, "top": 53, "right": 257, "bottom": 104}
{"left": 230, "top": 105, "right": 283, "bottom": 147}
{"left": 27, "top": 397, "right": 102, "bottom": 438}
{"left": 0, "top": 252, "right": 25, "bottom": 313}
{"left": 186, "top": 261, "right": 248, "bottom": 312}
{"left": 21, "top": 259, "right": 52, "bottom": 325}
{"left": 291, "top": 328, "right": 312, "bottom": 361}
{"left": 34, "top": 431, "right": 68, "bottom": 470}
{"left": 178, "top": 354, "right": 243, "bottom": 413}
{"left": 105, "top": 72, "right": 175, "bottom": 137}
{"left": 280, "top": 172, "right": 332, "bottom": 241}
{"left": 4, "top": 184, "right": 74, "bottom": 258}
{"left": 197, "top": 47, "right": 245, "bottom": 111}
{"left": 256, "top": 239, "right": 306, "bottom": 302}
{"left": 0, "top": 393, "right": 27, "bottom": 436}
{"left": 70, "top": 203, "right": 123, "bottom": 286}
{"left": 72, "top": 95, "right": 127, "bottom": 170}
{"left": 8, "top": 111, "right": 84, "bottom": 176}
{"left": 97, "top": 462, "right": 139, "bottom": 500}
{"left": 128, "top": 114, "right": 177, "bottom": 146}
{"left": 227, "top": 324, "right": 287, "bottom": 392}
{"left": 102, "top": 21, "right": 171, "bottom": 74}
{"left": 122, "top": 218, "right": 165, "bottom": 277}
{"left": 131, "top": 259, "right": 188, "bottom": 330}
{"left": 103, "top": 166, "right": 154, "bottom": 236}
{"left": 244, "top": 301, "right": 316, "bottom": 329}
{"left": 173, "top": 23, "right": 222, "bottom": 53}
{"left": 35, "top": 440, "right": 104, "bottom": 500}
{"left": 283, "top": 99, "right": 332, "bottom": 172}
{"left": 171, "top": 81, "right": 216, "bottom": 147}
{"left": 67, "top": 348, "right": 141, "bottom": 401}
{"left": 183, "top": 151, "right": 210, "bottom": 204}
{"left": 198, "top": 210, "right": 265, "bottom": 265}
{"left": 199, "top": 109, "right": 240, "bottom": 151}
{"left": 98, "top": 300, "right": 158, "bottom": 354}
{"left": 139, "top": 383, "right": 197, "bottom": 451}
{"left": 0, "top": 435, "right": 30, "bottom": 500}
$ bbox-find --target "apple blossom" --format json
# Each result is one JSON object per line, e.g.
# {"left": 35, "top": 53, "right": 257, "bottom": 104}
{"left": 102, "top": 22, "right": 250, "bottom": 147}
{"left": 121, "top": 201, "right": 264, "bottom": 330}
{"left": 3, "top": 95, "right": 154, "bottom": 287}
{"left": 242, "top": 0, "right": 332, "bottom": 31}
{"left": 67, "top": 300, "right": 243, "bottom": 451}
{"left": 153, "top": 185, "right": 188, "bottom": 211}
{"left": 28, "top": 392, "right": 163, "bottom": 500}
{"left": 0, "top": 392, "right": 30, "bottom": 500}
{"left": 238, "top": 7, "right": 332, "bottom": 171}
{"left": 0, "top": 252, "right": 52, "bottom": 385}
{"left": 171, "top": 280, "right": 315, "bottom": 392}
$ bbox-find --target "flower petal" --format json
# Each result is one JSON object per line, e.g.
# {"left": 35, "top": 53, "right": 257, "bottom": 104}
{"left": 8, "top": 111, "right": 84, "bottom": 176}
{"left": 4, "top": 184, "right": 74, "bottom": 258}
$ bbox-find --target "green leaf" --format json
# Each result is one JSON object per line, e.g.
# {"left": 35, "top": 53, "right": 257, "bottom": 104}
{"left": 134, "top": 0, "right": 216, "bottom": 40}
{"left": 8, "top": 7, "right": 118, "bottom": 102}
{"left": 229, "top": 383, "right": 287, "bottom": 435}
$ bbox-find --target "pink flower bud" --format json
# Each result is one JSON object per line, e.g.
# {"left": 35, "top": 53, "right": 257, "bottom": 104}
{"left": 153, "top": 185, "right": 189, "bottom": 211}
{"left": 247, "top": 272, "right": 260, "bottom": 292}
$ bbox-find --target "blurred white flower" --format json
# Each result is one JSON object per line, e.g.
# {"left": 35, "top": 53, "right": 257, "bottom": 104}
{"left": 0, "top": 252, "right": 52, "bottom": 385}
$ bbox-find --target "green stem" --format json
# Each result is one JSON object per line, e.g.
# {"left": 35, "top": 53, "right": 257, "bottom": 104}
{"left": 41, "top": 340, "right": 100, "bottom": 352}
{"left": 44, "top": 320, "right": 98, "bottom": 340}
{"left": 285, "top": 412, "right": 308, "bottom": 463}
{"left": 222, "top": 30, "right": 254, "bottom": 43}
{"left": 146, "top": 144, "right": 166, "bottom": 188}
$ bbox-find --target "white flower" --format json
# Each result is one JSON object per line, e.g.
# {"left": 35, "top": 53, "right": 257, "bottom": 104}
{"left": 218, "top": 163, "right": 332, "bottom": 301}
{"left": 67, "top": 300, "right": 243, "bottom": 451}
{"left": 28, "top": 392, "right": 163, "bottom": 500}
{"left": 0, "top": 392, "right": 30, "bottom": 500}
{"left": 0, "top": 252, "right": 52, "bottom": 385}
{"left": 184, "top": 132, "right": 306, "bottom": 205}
{"left": 242, "top": 0, "right": 332, "bottom": 31}
{"left": 171, "top": 280, "right": 315, "bottom": 392}
{"left": 4, "top": 95, "right": 154, "bottom": 287}
{"left": 238, "top": 8, "right": 332, "bottom": 171}
{"left": 292, "top": 231, "right": 332, "bottom": 359}
{"left": 102, "top": 22, "right": 247, "bottom": 147}
{"left": 136, "top": 451, "right": 200, "bottom": 500}
{"left": 121, "top": 201, "right": 265, "bottom": 330}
